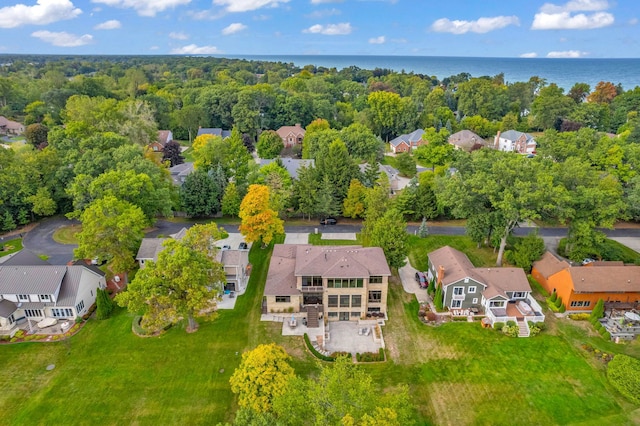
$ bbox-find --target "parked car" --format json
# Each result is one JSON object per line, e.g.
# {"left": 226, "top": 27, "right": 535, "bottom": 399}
{"left": 582, "top": 258, "right": 595, "bottom": 265}
{"left": 221, "top": 245, "right": 231, "bottom": 250}
{"left": 320, "top": 217, "right": 337, "bottom": 225}
{"left": 415, "top": 271, "right": 427, "bottom": 288}
{"left": 238, "top": 242, "right": 248, "bottom": 250}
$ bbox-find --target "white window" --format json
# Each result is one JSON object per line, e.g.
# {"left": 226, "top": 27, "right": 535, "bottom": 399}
{"left": 464, "top": 278, "right": 469, "bottom": 283}
{"left": 453, "top": 287, "right": 464, "bottom": 295}
{"left": 472, "top": 298, "right": 478, "bottom": 304}
{"left": 512, "top": 292, "right": 526, "bottom": 298}
{"left": 451, "top": 300, "right": 462, "bottom": 308}
{"left": 18, "top": 294, "right": 29, "bottom": 301}
{"left": 489, "top": 300, "right": 505, "bottom": 308}
{"left": 468, "top": 286, "right": 477, "bottom": 294}
{"left": 39, "top": 294, "right": 51, "bottom": 301}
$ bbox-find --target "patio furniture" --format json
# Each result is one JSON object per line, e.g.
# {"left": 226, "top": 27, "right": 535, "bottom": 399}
{"left": 288, "top": 319, "right": 297, "bottom": 328}
{"left": 37, "top": 318, "right": 57, "bottom": 329}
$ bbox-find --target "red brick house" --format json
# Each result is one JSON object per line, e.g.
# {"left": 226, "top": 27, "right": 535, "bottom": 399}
{"left": 276, "top": 124, "right": 305, "bottom": 148}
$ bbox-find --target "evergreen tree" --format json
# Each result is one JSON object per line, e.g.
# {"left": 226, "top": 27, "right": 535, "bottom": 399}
{"left": 96, "top": 288, "right": 114, "bottom": 320}
{"left": 418, "top": 217, "right": 429, "bottom": 238}
{"left": 591, "top": 298, "right": 605, "bottom": 320}
{"left": 222, "top": 181, "right": 242, "bottom": 217}
{"left": 316, "top": 175, "right": 341, "bottom": 218}
{"left": 2, "top": 211, "right": 16, "bottom": 232}
{"left": 362, "top": 158, "right": 380, "bottom": 188}
{"left": 434, "top": 283, "right": 444, "bottom": 311}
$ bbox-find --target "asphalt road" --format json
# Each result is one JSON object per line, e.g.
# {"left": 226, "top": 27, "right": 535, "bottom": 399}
{"left": 19, "top": 217, "right": 640, "bottom": 265}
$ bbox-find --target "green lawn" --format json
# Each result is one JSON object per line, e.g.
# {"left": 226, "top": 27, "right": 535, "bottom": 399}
{"left": 52, "top": 225, "right": 80, "bottom": 245}
{"left": 0, "top": 238, "right": 23, "bottom": 257}
{"left": 1, "top": 234, "right": 639, "bottom": 425}
{"left": 308, "top": 233, "right": 361, "bottom": 246}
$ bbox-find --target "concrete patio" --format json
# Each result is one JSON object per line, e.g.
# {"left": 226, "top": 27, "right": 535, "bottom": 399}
{"left": 324, "top": 321, "right": 383, "bottom": 354}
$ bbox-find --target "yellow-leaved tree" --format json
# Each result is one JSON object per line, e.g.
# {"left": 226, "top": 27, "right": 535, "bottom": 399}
{"left": 239, "top": 184, "right": 284, "bottom": 248}
{"left": 229, "top": 344, "right": 295, "bottom": 413}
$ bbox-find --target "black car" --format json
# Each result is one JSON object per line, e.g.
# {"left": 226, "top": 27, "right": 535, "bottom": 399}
{"left": 238, "top": 242, "right": 248, "bottom": 250}
{"left": 320, "top": 218, "right": 337, "bottom": 225}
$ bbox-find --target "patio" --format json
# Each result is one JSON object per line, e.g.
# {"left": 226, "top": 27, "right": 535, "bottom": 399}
{"left": 324, "top": 321, "right": 383, "bottom": 355}
{"left": 601, "top": 309, "right": 640, "bottom": 341}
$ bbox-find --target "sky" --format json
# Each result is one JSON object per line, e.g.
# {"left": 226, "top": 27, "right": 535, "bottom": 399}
{"left": 0, "top": 0, "right": 638, "bottom": 58}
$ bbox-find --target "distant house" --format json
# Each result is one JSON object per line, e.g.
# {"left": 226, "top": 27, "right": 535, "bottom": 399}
{"left": 532, "top": 252, "right": 640, "bottom": 312}
{"left": 389, "top": 129, "right": 425, "bottom": 153}
{"left": 0, "top": 116, "right": 25, "bottom": 135}
{"left": 448, "top": 130, "right": 485, "bottom": 152}
{"left": 168, "top": 162, "right": 194, "bottom": 186}
{"left": 0, "top": 251, "right": 106, "bottom": 336}
{"left": 149, "top": 130, "right": 173, "bottom": 152}
{"left": 494, "top": 130, "right": 536, "bottom": 154}
{"left": 196, "top": 128, "right": 231, "bottom": 139}
{"left": 264, "top": 245, "right": 391, "bottom": 324}
{"left": 276, "top": 124, "right": 305, "bottom": 148}
{"left": 136, "top": 228, "right": 188, "bottom": 268}
{"left": 217, "top": 248, "right": 250, "bottom": 293}
{"left": 259, "top": 158, "right": 315, "bottom": 179}
{"left": 427, "top": 246, "right": 544, "bottom": 336}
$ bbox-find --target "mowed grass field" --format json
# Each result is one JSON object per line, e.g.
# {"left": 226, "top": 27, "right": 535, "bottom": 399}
{"left": 0, "top": 235, "right": 639, "bottom": 425}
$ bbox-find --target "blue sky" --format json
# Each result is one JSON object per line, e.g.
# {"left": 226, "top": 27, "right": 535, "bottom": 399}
{"left": 0, "top": 0, "right": 638, "bottom": 58}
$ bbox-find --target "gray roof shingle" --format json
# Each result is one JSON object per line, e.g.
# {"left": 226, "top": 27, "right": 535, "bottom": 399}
{"left": 0, "top": 266, "right": 66, "bottom": 294}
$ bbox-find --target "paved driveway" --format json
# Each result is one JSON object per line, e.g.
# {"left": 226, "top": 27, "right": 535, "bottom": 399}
{"left": 22, "top": 217, "right": 78, "bottom": 265}
{"left": 398, "top": 259, "right": 429, "bottom": 304}
{"left": 284, "top": 233, "right": 309, "bottom": 244}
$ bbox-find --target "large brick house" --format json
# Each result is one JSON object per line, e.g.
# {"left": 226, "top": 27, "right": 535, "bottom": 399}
{"left": 276, "top": 124, "right": 305, "bottom": 148}
{"left": 389, "top": 129, "right": 425, "bottom": 153}
{"left": 264, "top": 245, "right": 391, "bottom": 324}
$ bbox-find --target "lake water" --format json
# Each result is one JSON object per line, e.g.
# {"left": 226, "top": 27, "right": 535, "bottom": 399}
{"left": 224, "top": 55, "right": 640, "bottom": 92}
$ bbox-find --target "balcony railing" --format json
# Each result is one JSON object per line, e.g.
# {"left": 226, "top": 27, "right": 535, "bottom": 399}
{"left": 300, "top": 286, "right": 323, "bottom": 292}
{"left": 452, "top": 294, "right": 465, "bottom": 301}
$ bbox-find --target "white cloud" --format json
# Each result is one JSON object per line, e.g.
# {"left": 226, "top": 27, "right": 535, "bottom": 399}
{"left": 303, "top": 22, "right": 352, "bottom": 35}
{"left": 213, "top": 0, "right": 289, "bottom": 13}
{"left": 369, "top": 35, "right": 385, "bottom": 44}
{"left": 431, "top": 16, "right": 520, "bottom": 34}
{"left": 306, "top": 8, "right": 340, "bottom": 18}
{"left": 532, "top": 1, "right": 614, "bottom": 29}
{"left": 91, "top": 0, "right": 191, "bottom": 17}
{"left": 31, "top": 30, "right": 93, "bottom": 47}
{"left": 0, "top": 0, "right": 82, "bottom": 29}
{"left": 520, "top": 52, "right": 538, "bottom": 58}
{"left": 150, "top": 45, "right": 159, "bottom": 50}
{"left": 546, "top": 50, "right": 588, "bottom": 58}
{"left": 169, "top": 31, "right": 188, "bottom": 40}
{"left": 311, "top": 0, "right": 343, "bottom": 3}
{"left": 540, "top": 0, "right": 610, "bottom": 13}
{"left": 629, "top": 18, "right": 638, "bottom": 26}
{"left": 170, "top": 44, "right": 222, "bottom": 54}
{"left": 188, "top": 9, "right": 225, "bottom": 20}
{"left": 222, "top": 23, "right": 247, "bottom": 35}
{"left": 94, "top": 19, "right": 121, "bottom": 30}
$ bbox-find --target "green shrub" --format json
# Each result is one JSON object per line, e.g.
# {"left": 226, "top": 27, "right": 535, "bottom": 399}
{"left": 607, "top": 354, "right": 640, "bottom": 404}
{"left": 132, "top": 316, "right": 150, "bottom": 336}
{"left": 356, "top": 349, "right": 385, "bottom": 362}
{"left": 452, "top": 316, "right": 468, "bottom": 321}
{"left": 602, "top": 331, "right": 611, "bottom": 340}
{"left": 568, "top": 313, "right": 591, "bottom": 321}
{"left": 594, "top": 322, "right": 604, "bottom": 332}
{"left": 591, "top": 299, "right": 604, "bottom": 320}
{"left": 303, "top": 333, "right": 334, "bottom": 362}
{"left": 494, "top": 322, "right": 505, "bottom": 331}
{"left": 550, "top": 291, "right": 557, "bottom": 303}
{"left": 554, "top": 296, "right": 563, "bottom": 309}
{"left": 504, "top": 325, "right": 520, "bottom": 337}
{"left": 558, "top": 304, "right": 566, "bottom": 313}
{"left": 96, "top": 288, "right": 114, "bottom": 320}
{"left": 507, "top": 320, "right": 516, "bottom": 327}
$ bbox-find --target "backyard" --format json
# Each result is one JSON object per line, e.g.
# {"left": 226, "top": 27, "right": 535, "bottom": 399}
{"left": 0, "top": 235, "right": 639, "bottom": 425}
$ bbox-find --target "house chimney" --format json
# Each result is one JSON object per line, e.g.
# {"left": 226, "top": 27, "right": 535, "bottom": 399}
{"left": 295, "top": 123, "right": 301, "bottom": 127}
{"left": 437, "top": 265, "right": 445, "bottom": 286}
{"left": 494, "top": 131, "right": 501, "bottom": 149}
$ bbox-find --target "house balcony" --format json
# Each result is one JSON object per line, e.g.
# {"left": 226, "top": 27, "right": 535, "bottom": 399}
{"left": 452, "top": 294, "right": 465, "bottom": 301}
{"left": 300, "top": 286, "right": 324, "bottom": 293}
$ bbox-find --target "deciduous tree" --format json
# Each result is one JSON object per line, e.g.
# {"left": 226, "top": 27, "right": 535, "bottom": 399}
{"left": 256, "top": 130, "right": 284, "bottom": 159}
{"left": 229, "top": 344, "right": 295, "bottom": 414}
{"left": 369, "top": 208, "right": 408, "bottom": 269}
{"left": 75, "top": 196, "right": 147, "bottom": 282}
{"left": 115, "top": 238, "right": 223, "bottom": 332}
{"left": 239, "top": 184, "right": 284, "bottom": 247}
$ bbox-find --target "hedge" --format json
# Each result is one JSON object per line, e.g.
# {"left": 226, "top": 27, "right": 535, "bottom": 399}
{"left": 607, "top": 354, "right": 640, "bottom": 404}
{"left": 568, "top": 313, "right": 591, "bottom": 321}
{"left": 494, "top": 322, "right": 505, "bottom": 331}
{"left": 303, "top": 333, "right": 335, "bottom": 362}
{"left": 356, "top": 348, "right": 385, "bottom": 362}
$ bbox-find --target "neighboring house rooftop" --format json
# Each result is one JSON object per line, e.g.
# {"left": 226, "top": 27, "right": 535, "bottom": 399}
{"left": 136, "top": 238, "right": 168, "bottom": 262}
{"left": 475, "top": 268, "right": 531, "bottom": 299}
{"left": 389, "top": 129, "right": 425, "bottom": 148}
{"left": 259, "top": 158, "right": 314, "bottom": 179}
{"left": 567, "top": 266, "right": 640, "bottom": 293}
{"left": 532, "top": 252, "right": 571, "bottom": 280}
{"left": 0, "top": 265, "right": 67, "bottom": 294}
{"left": 169, "top": 162, "right": 195, "bottom": 185}
{"left": 157, "top": 130, "right": 172, "bottom": 147}
{"left": 196, "top": 128, "right": 231, "bottom": 138}
{"left": 0, "top": 116, "right": 24, "bottom": 133}
{"left": 500, "top": 130, "right": 535, "bottom": 143}
{"left": 428, "top": 246, "right": 477, "bottom": 286}
{"left": 276, "top": 124, "right": 305, "bottom": 139}
{"left": 0, "top": 299, "right": 17, "bottom": 317}
{"left": 448, "top": 130, "right": 485, "bottom": 152}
